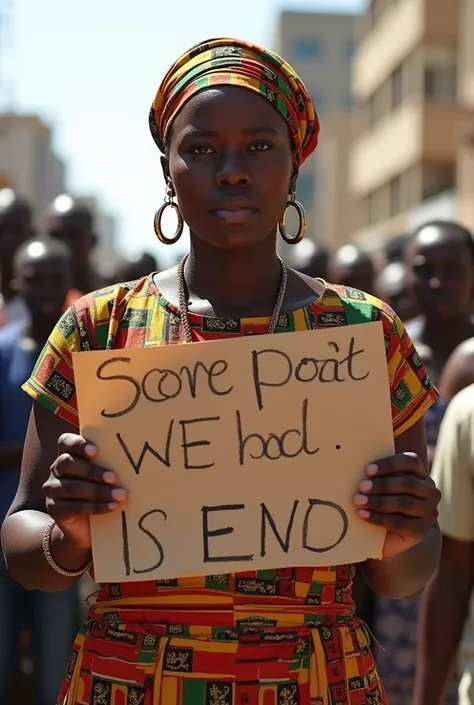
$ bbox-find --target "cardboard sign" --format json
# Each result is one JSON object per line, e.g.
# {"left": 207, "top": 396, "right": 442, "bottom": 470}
{"left": 73, "top": 321, "right": 393, "bottom": 583}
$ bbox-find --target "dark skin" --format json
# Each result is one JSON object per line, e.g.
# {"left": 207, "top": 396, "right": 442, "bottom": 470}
{"left": 0, "top": 196, "right": 33, "bottom": 302}
{"left": 47, "top": 201, "right": 98, "bottom": 294}
{"left": 287, "top": 241, "right": 329, "bottom": 280}
{"left": 0, "top": 241, "right": 71, "bottom": 475}
{"left": 414, "top": 340, "right": 474, "bottom": 705}
{"left": 405, "top": 223, "right": 474, "bottom": 384}
{"left": 376, "top": 262, "right": 419, "bottom": 323}
{"left": 438, "top": 337, "right": 474, "bottom": 401}
{"left": 2, "top": 86, "right": 440, "bottom": 599}
{"left": 328, "top": 245, "right": 376, "bottom": 294}
{"left": 117, "top": 252, "right": 159, "bottom": 282}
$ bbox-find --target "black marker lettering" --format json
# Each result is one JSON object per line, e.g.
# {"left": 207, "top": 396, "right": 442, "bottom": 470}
{"left": 302, "top": 499, "right": 348, "bottom": 553}
{"left": 133, "top": 509, "right": 167, "bottom": 574}
{"left": 260, "top": 500, "right": 299, "bottom": 557}
{"left": 251, "top": 349, "right": 292, "bottom": 410}
{"left": 142, "top": 368, "right": 182, "bottom": 402}
{"left": 202, "top": 504, "right": 254, "bottom": 563}
{"left": 180, "top": 417, "right": 219, "bottom": 470}
{"left": 301, "top": 399, "right": 319, "bottom": 456}
{"left": 116, "top": 422, "right": 174, "bottom": 473}
{"left": 236, "top": 400, "right": 319, "bottom": 465}
{"left": 294, "top": 358, "right": 319, "bottom": 383}
{"left": 342, "top": 337, "right": 369, "bottom": 381}
{"left": 121, "top": 511, "right": 131, "bottom": 576}
{"left": 98, "top": 357, "right": 140, "bottom": 418}
{"left": 180, "top": 360, "right": 234, "bottom": 398}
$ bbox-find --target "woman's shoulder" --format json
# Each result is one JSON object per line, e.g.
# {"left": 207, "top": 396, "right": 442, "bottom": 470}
{"left": 317, "top": 281, "right": 399, "bottom": 328}
{"left": 72, "top": 276, "right": 154, "bottom": 317}
{"left": 61, "top": 275, "right": 157, "bottom": 343}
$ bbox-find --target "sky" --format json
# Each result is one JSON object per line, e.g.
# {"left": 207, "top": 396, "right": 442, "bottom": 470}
{"left": 3, "top": 0, "right": 365, "bottom": 264}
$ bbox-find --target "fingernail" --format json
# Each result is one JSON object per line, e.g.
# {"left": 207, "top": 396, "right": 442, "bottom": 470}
{"left": 103, "top": 471, "right": 116, "bottom": 484}
{"left": 359, "top": 479, "right": 373, "bottom": 492}
{"left": 85, "top": 444, "right": 97, "bottom": 458}
{"left": 353, "top": 493, "right": 369, "bottom": 506}
{"left": 358, "top": 509, "right": 371, "bottom": 519}
{"left": 366, "top": 463, "right": 378, "bottom": 476}
{"left": 108, "top": 502, "right": 118, "bottom": 510}
{"left": 111, "top": 488, "right": 127, "bottom": 501}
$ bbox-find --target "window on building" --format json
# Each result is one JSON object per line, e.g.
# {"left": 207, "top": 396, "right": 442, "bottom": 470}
{"left": 389, "top": 175, "right": 402, "bottom": 216}
{"left": 422, "top": 162, "right": 455, "bottom": 200}
{"left": 424, "top": 46, "right": 457, "bottom": 103}
{"left": 292, "top": 38, "right": 324, "bottom": 61}
{"left": 296, "top": 173, "right": 315, "bottom": 208}
{"left": 391, "top": 66, "right": 404, "bottom": 110}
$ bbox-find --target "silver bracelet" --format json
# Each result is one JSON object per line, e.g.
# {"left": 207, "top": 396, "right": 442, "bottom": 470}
{"left": 42, "top": 520, "right": 92, "bottom": 578}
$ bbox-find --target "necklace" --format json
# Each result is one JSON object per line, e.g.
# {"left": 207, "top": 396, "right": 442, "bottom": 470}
{"left": 177, "top": 254, "right": 288, "bottom": 343}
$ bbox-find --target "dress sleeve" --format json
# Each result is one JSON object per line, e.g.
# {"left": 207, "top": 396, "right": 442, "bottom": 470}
{"left": 21, "top": 305, "right": 85, "bottom": 427}
{"left": 382, "top": 307, "right": 439, "bottom": 437}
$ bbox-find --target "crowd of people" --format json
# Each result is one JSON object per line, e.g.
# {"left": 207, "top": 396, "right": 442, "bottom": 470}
{"left": 0, "top": 33, "right": 472, "bottom": 705}
{"left": 0, "top": 189, "right": 162, "bottom": 704}
{"left": 1, "top": 183, "right": 473, "bottom": 704}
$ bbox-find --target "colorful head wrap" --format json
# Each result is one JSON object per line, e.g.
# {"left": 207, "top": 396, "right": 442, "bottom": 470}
{"left": 149, "top": 37, "right": 320, "bottom": 165}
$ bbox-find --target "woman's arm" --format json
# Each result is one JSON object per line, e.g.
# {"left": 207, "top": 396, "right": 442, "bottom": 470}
{"left": 1, "top": 403, "right": 93, "bottom": 591}
{"left": 361, "top": 418, "right": 442, "bottom": 599}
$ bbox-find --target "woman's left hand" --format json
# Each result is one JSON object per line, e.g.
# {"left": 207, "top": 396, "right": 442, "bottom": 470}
{"left": 353, "top": 452, "right": 441, "bottom": 559}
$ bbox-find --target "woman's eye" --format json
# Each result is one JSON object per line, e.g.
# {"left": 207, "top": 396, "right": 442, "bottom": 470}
{"left": 248, "top": 141, "right": 271, "bottom": 152}
{"left": 191, "top": 145, "right": 214, "bottom": 155}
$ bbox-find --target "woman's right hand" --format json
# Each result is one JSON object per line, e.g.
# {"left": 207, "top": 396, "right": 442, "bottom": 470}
{"left": 42, "top": 433, "right": 128, "bottom": 549}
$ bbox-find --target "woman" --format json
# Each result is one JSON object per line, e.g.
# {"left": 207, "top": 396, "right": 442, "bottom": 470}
{"left": 1, "top": 38, "right": 441, "bottom": 704}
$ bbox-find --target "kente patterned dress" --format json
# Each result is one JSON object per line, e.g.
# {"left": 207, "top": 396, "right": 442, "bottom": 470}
{"left": 22, "top": 275, "right": 437, "bottom": 705}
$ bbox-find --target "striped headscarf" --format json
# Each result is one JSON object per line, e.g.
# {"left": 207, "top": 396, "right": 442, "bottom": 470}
{"left": 149, "top": 37, "right": 320, "bottom": 166}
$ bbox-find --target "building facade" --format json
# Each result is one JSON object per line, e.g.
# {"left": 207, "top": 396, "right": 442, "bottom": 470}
{"left": 349, "top": 0, "right": 467, "bottom": 248}
{"left": 273, "top": 11, "right": 356, "bottom": 244}
{"left": 0, "top": 113, "right": 67, "bottom": 226}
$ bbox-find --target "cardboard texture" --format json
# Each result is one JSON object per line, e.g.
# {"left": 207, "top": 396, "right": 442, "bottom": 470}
{"left": 73, "top": 321, "right": 392, "bottom": 583}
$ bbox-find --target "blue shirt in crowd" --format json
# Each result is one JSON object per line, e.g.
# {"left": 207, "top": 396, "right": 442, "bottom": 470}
{"left": 0, "top": 321, "right": 36, "bottom": 569}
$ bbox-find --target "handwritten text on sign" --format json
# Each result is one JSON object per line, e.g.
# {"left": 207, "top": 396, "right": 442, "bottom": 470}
{"left": 73, "top": 322, "right": 393, "bottom": 583}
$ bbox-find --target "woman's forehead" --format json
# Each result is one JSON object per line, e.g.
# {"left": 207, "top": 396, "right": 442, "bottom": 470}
{"left": 171, "top": 86, "right": 287, "bottom": 136}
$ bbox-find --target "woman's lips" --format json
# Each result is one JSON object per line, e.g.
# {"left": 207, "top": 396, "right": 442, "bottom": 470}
{"left": 211, "top": 208, "right": 257, "bottom": 224}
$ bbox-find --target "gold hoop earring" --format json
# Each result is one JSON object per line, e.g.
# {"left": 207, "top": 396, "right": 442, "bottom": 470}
{"left": 153, "top": 180, "right": 184, "bottom": 245}
{"left": 279, "top": 193, "right": 306, "bottom": 245}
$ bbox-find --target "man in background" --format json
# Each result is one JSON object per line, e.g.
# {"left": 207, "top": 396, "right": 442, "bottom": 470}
{"left": 45, "top": 194, "right": 101, "bottom": 296}
{"left": 0, "top": 189, "right": 34, "bottom": 327}
{"left": 0, "top": 237, "right": 80, "bottom": 705}
{"left": 328, "top": 244, "right": 376, "bottom": 294}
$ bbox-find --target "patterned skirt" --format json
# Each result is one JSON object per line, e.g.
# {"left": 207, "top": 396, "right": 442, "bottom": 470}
{"left": 58, "top": 607, "right": 387, "bottom": 705}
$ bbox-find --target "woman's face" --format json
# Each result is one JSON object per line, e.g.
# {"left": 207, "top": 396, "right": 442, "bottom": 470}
{"left": 163, "top": 85, "right": 297, "bottom": 250}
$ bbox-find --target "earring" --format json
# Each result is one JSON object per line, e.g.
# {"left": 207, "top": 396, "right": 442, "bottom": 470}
{"left": 153, "top": 180, "right": 184, "bottom": 245}
{"left": 279, "top": 193, "right": 306, "bottom": 245}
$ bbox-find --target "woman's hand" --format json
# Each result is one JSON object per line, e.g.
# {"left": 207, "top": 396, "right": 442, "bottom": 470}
{"left": 42, "top": 433, "right": 128, "bottom": 550}
{"left": 353, "top": 452, "right": 441, "bottom": 560}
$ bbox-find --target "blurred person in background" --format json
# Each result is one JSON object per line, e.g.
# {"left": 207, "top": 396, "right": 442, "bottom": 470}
{"left": 115, "top": 250, "right": 159, "bottom": 281}
{"left": 45, "top": 194, "right": 101, "bottom": 297}
{"left": 328, "top": 242, "right": 378, "bottom": 632}
{"left": 0, "top": 237, "right": 80, "bottom": 705}
{"left": 376, "top": 261, "right": 419, "bottom": 323}
{"left": 328, "top": 243, "right": 376, "bottom": 294}
{"left": 1, "top": 36, "right": 441, "bottom": 705}
{"left": 0, "top": 189, "right": 34, "bottom": 327}
{"left": 385, "top": 233, "right": 410, "bottom": 264}
{"left": 286, "top": 238, "right": 329, "bottom": 280}
{"left": 373, "top": 219, "right": 474, "bottom": 705}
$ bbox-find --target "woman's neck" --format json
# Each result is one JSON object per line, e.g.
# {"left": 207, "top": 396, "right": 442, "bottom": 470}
{"left": 184, "top": 236, "right": 283, "bottom": 318}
